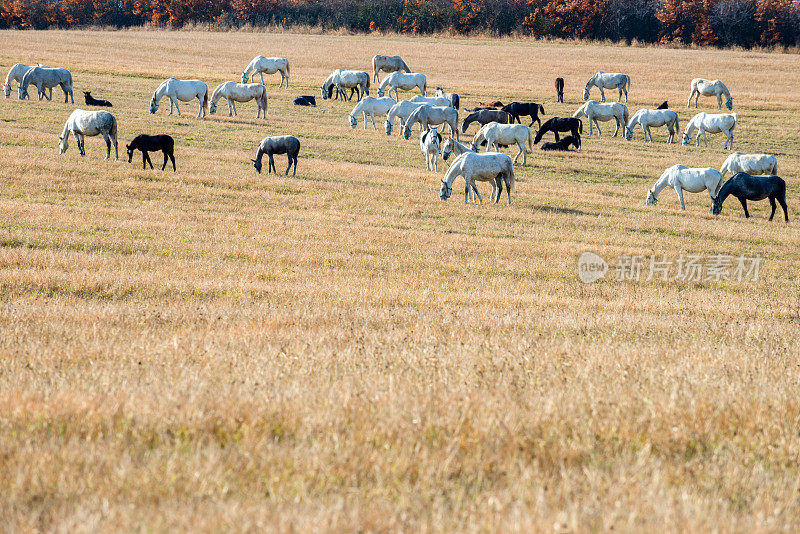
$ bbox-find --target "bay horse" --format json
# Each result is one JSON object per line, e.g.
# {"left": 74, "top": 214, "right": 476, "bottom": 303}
{"left": 461, "top": 109, "right": 512, "bottom": 133}
{"left": 533, "top": 117, "right": 583, "bottom": 144}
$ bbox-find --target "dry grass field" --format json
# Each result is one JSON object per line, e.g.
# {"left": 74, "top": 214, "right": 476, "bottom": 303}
{"left": 1, "top": 29, "right": 800, "bottom": 532}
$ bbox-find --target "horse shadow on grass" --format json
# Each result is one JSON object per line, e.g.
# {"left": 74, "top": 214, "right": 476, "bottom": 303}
{"left": 530, "top": 204, "right": 598, "bottom": 217}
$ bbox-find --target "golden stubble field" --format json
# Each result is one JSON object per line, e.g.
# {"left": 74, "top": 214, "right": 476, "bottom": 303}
{"left": 1, "top": 30, "right": 800, "bottom": 532}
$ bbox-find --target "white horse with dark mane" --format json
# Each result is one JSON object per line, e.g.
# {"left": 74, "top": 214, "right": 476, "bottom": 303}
{"left": 720, "top": 153, "right": 778, "bottom": 179}
{"left": 58, "top": 109, "right": 118, "bottom": 160}
{"left": 150, "top": 78, "right": 209, "bottom": 118}
{"left": 583, "top": 71, "right": 630, "bottom": 102}
{"left": 470, "top": 122, "right": 533, "bottom": 166}
{"left": 4, "top": 62, "right": 48, "bottom": 98}
{"left": 646, "top": 164, "right": 723, "bottom": 211}
{"left": 402, "top": 104, "right": 459, "bottom": 141}
{"left": 241, "top": 56, "right": 290, "bottom": 88}
{"left": 321, "top": 69, "right": 370, "bottom": 101}
{"left": 377, "top": 71, "right": 427, "bottom": 100}
{"left": 682, "top": 112, "right": 737, "bottom": 149}
{"left": 439, "top": 152, "right": 515, "bottom": 205}
{"left": 624, "top": 108, "right": 680, "bottom": 143}
{"left": 572, "top": 100, "right": 629, "bottom": 136}
{"left": 384, "top": 100, "right": 425, "bottom": 136}
{"left": 688, "top": 78, "right": 732, "bottom": 110}
{"left": 19, "top": 66, "right": 73, "bottom": 102}
{"left": 410, "top": 94, "right": 451, "bottom": 107}
{"left": 348, "top": 96, "right": 396, "bottom": 129}
{"left": 210, "top": 82, "right": 268, "bottom": 118}
{"left": 420, "top": 127, "right": 442, "bottom": 171}
{"left": 372, "top": 55, "right": 410, "bottom": 82}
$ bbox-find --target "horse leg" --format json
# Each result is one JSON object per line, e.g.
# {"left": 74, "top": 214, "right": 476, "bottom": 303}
{"left": 101, "top": 132, "right": 111, "bottom": 160}
{"left": 284, "top": 156, "right": 292, "bottom": 176}
{"left": 232, "top": 100, "right": 237, "bottom": 117}
{"left": 674, "top": 187, "right": 686, "bottom": 210}
{"left": 599, "top": 87, "right": 605, "bottom": 102}
{"left": 554, "top": 131, "right": 560, "bottom": 142}
{"left": 594, "top": 120, "right": 601, "bottom": 136}
{"left": 169, "top": 151, "right": 176, "bottom": 172}
{"left": 739, "top": 198, "right": 750, "bottom": 218}
{"left": 516, "top": 141, "right": 525, "bottom": 165}
{"left": 162, "top": 150, "right": 168, "bottom": 170}
{"left": 141, "top": 151, "right": 147, "bottom": 169}
{"left": 268, "top": 155, "right": 275, "bottom": 175}
{"left": 778, "top": 194, "right": 789, "bottom": 221}
{"left": 260, "top": 72, "right": 265, "bottom": 85}
{"left": 613, "top": 118, "right": 620, "bottom": 137}
{"left": 370, "top": 113, "right": 377, "bottom": 130}
{"left": 769, "top": 197, "right": 777, "bottom": 221}
{"left": 145, "top": 151, "right": 154, "bottom": 169}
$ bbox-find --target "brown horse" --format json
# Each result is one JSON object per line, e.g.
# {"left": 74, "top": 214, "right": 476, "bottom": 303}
{"left": 461, "top": 109, "right": 512, "bottom": 133}
{"left": 556, "top": 78, "right": 564, "bottom": 103}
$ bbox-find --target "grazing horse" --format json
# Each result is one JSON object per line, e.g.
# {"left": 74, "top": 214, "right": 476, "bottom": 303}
{"left": 126, "top": 134, "right": 176, "bottom": 171}
{"left": 555, "top": 77, "right": 564, "bottom": 103}
{"left": 624, "top": 108, "right": 680, "bottom": 143}
{"left": 58, "top": 109, "right": 118, "bottom": 160}
{"left": 471, "top": 122, "right": 534, "bottom": 166}
{"left": 19, "top": 66, "right": 73, "bottom": 102}
{"left": 688, "top": 78, "right": 732, "bottom": 110}
{"left": 441, "top": 138, "right": 474, "bottom": 160}
{"left": 321, "top": 70, "right": 370, "bottom": 101}
{"left": 439, "top": 152, "right": 515, "bottom": 205}
{"left": 210, "top": 82, "right": 268, "bottom": 118}
{"left": 533, "top": 117, "right": 583, "bottom": 144}
{"left": 541, "top": 135, "right": 581, "bottom": 151}
{"left": 349, "top": 96, "right": 396, "bottom": 129}
{"left": 372, "top": 55, "right": 411, "bottom": 82}
{"left": 384, "top": 100, "right": 426, "bottom": 136}
{"left": 434, "top": 87, "right": 460, "bottom": 109}
{"left": 241, "top": 56, "right": 290, "bottom": 88}
{"left": 252, "top": 135, "right": 301, "bottom": 176}
{"left": 720, "top": 153, "right": 778, "bottom": 179}
{"left": 420, "top": 127, "right": 442, "bottom": 171}
{"left": 646, "top": 164, "right": 723, "bottom": 211}
{"left": 402, "top": 104, "right": 459, "bottom": 141}
{"left": 583, "top": 71, "right": 630, "bottom": 102}
{"left": 712, "top": 173, "right": 788, "bottom": 221}
{"left": 4, "top": 63, "right": 48, "bottom": 98}
{"left": 293, "top": 95, "right": 316, "bottom": 106}
{"left": 501, "top": 102, "right": 545, "bottom": 128}
{"left": 461, "top": 109, "right": 512, "bottom": 133}
{"left": 572, "top": 100, "right": 629, "bottom": 136}
{"left": 83, "top": 91, "right": 112, "bottom": 107}
{"left": 682, "top": 112, "right": 737, "bottom": 149}
{"left": 150, "top": 78, "right": 209, "bottom": 118}
{"left": 377, "top": 71, "right": 427, "bottom": 100}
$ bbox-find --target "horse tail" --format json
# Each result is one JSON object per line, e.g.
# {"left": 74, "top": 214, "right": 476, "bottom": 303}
{"left": 578, "top": 119, "right": 583, "bottom": 134}
{"left": 625, "top": 74, "right": 631, "bottom": 91}
{"left": 453, "top": 93, "right": 460, "bottom": 110}
{"left": 527, "top": 127, "right": 534, "bottom": 152}
{"left": 202, "top": 87, "right": 209, "bottom": 116}
{"left": 539, "top": 104, "right": 545, "bottom": 116}
{"left": 402, "top": 59, "right": 411, "bottom": 73}
{"left": 508, "top": 162, "right": 516, "bottom": 194}
{"left": 623, "top": 106, "right": 629, "bottom": 127}
{"left": 260, "top": 87, "right": 268, "bottom": 114}
{"left": 110, "top": 113, "right": 118, "bottom": 141}
{"left": 373, "top": 56, "right": 379, "bottom": 81}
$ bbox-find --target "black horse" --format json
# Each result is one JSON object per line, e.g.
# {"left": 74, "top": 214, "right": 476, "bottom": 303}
{"left": 555, "top": 77, "right": 564, "bottom": 103}
{"left": 252, "top": 135, "right": 301, "bottom": 176}
{"left": 712, "top": 173, "right": 788, "bottom": 221}
{"left": 294, "top": 95, "right": 316, "bottom": 107}
{"left": 533, "top": 117, "right": 583, "bottom": 144}
{"left": 461, "top": 109, "right": 512, "bottom": 133}
{"left": 126, "top": 134, "right": 176, "bottom": 171}
{"left": 541, "top": 134, "right": 581, "bottom": 151}
{"left": 501, "top": 102, "right": 546, "bottom": 128}
{"left": 84, "top": 91, "right": 112, "bottom": 107}
{"left": 657, "top": 101, "right": 668, "bottom": 109}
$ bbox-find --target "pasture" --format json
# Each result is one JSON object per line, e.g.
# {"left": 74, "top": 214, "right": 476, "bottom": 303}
{"left": 2, "top": 30, "right": 800, "bottom": 531}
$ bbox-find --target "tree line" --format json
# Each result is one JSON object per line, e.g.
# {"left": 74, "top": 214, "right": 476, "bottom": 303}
{"left": 2, "top": 0, "right": 799, "bottom": 48}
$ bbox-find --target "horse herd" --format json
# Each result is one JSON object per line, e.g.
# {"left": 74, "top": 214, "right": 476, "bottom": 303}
{"left": 2, "top": 53, "right": 788, "bottom": 219}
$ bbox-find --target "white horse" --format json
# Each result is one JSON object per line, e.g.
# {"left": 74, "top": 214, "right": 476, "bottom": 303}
{"left": 420, "top": 127, "right": 442, "bottom": 171}
{"left": 210, "top": 82, "right": 268, "bottom": 118}
{"left": 321, "top": 70, "right": 370, "bottom": 101}
{"left": 583, "top": 71, "right": 630, "bottom": 102}
{"left": 688, "top": 78, "right": 732, "bottom": 110}
{"left": 241, "top": 56, "right": 290, "bottom": 88}
{"left": 385, "top": 100, "right": 425, "bottom": 136}
{"left": 682, "top": 112, "right": 737, "bottom": 149}
{"left": 441, "top": 137, "right": 473, "bottom": 161}
{"left": 439, "top": 152, "right": 516, "bottom": 205}
{"left": 58, "top": 109, "right": 118, "bottom": 160}
{"left": 150, "top": 78, "right": 209, "bottom": 118}
{"left": 572, "top": 100, "right": 629, "bottom": 136}
{"left": 410, "top": 94, "right": 452, "bottom": 107}
{"left": 402, "top": 105, "right": 459, "bottom": 141}
{"left": 372, "top": 55, "right": 410, "bottom": 82}
{"left": 4, "top": 62, "right": 48, "bottom": 98}
{"left": 646, "top": 164, "right": 723, "bottom": 211}
{"left": 348, "top": 96, "right": 396, "bottom": 129}
{"left": 720, "top": 153, "right": 778, "bottom": 179}
{"left": 470, "top": 122, "right": 533, "bottom": 166}
{"left": 624, "top": 108, "right": 680, "bottom": 143}
{"left": 19, "top": 66, "right": 73, "bottom": 102}
{"left": 376, "top": 71, "right": 427, "bottom": 100}
{"left": 434, "top": 87, "right": 459, "bottom": 109}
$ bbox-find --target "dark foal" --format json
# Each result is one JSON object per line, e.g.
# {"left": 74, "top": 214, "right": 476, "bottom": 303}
{"left": 126, "top": 134, "right": 176, "bottom": 171}
{"left": 501, "top": 102, "right": 546, "bottom": 128}
{"left": 252, "top": 135, "right": 301, "bottom": 176}
{"left": 712, "top": 173, "right": 788, "bottom": 221}
{"left": 461, "top": 109, "right": 512, "bottom": 133}
{"left": 293, "top": 95, "right": 317, "bottom": 106}
{"left": 84, "top": 91, "right": 112, "bottom": 107}
{"left": 541, "top": 134, "right": 581, "bottom": 151}
{"left": 555, "top": 77, "right": 564, "bottom": 103}
{"left": 533, "top": 117, "right": 583, "bottom": 144}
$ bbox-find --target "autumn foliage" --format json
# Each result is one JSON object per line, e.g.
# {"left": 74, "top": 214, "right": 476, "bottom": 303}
{"left": 1, "top": 0, "right": 798, "bottom": 47}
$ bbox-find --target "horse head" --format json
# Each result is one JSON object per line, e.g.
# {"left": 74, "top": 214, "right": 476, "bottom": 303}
{"left": 149, "top": 98, "right": 158, "bottom": 114}
{"left": 241, "top": 72, "right": 248, "bottom": 84}
{"left": 623, "top": 126, "right": 633, "bottom": 141}
{"left": 582, "top": 86, "right": 590, "bottom": 100}
{"left": 126, "top": 145, "right": 134, "bottom": 162}
{"left": 711, "top": 196, "right": 723, "bottom": 215}
{"left": 725, "top": 97, "right": 733, "bottom": 111}
{"left": 377, "top": 88, "right": 385, "bottom": 97}
{"left": 349, "top": 114, "right": 357, "bottom": 129}
{"left": 442, "top": 139, "right": 453, "bottom": 160}
{"left": 645, "top": 189, "right": 658, "bottom": 206}
{"left": 251, "top": 158, "right": 262, "bottom": 174}
{"left": 19, "top": 85, "right": 28, "bottom": 100}
{"left": 2, "top": 83, "right": 9, "bottom": 98}
{"left": 384, "top": 121, "right": 393, "bottom": 135}
{"left": 209, "top": 101, "right": 217, "bottom": 114}
{"left": 57, "top": 134, "right": 68, "bottom": 154}
{"left": 681, "top": 132, "right": 691, "bottom": 146}
{"left": 402, "top": 125, "right": 412, "bottom": 140}
{"left": 439, "top": 179, "right": 452, "bottom": 201}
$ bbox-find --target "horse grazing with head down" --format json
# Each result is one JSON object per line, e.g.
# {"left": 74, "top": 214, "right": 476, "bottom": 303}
{"left": 471, "top": 122, "right": 534, "bottom": 166}
{"left": 403, "top": 104, "right": 459, "bottom": 141}
{"left": 624, "top": 108, "right": 679, "bottom": 143}
{"left": 583, "top": 71, "right": 630, "bottom": 102}
{"left": 533, "top": 117, "right": 583, "bottom": 144}
{"left": 242, "top": 56, "right": 290, "bottom": 88}
{"left": 646, "top": 164, "right": 723, "bottom": 212}
{"left": 555, "top": 77, "right": 564, "bottom": 103}
{"left": 252, "top": 135, "right": 300, "bottom": 176}
{"left": 126, "top": 134, "right": 176, "bottom": 171}
{"left": 210, "top": 82, "right": 268, "bottom": 118}
{"left": 501, "top": 102, "right": 545, "bottom": 128}
{"left": 461, "top": 109, "right": 512, "bottom": 133}
{"left": 377, "top": 71, "right": 427, "bottom": 100}
{"left": 58, "top": 109, "right": 118, "bottom": 160}
{"left": 348, "top": 96, "right": 396, "bottom": 129}
{"left": 150, "top": 78, "right": 208, "bottom": 118}
{"left": 439, "top": 152, "right": 515, "bottom": 205}
{"left": 688, "top": 78, "right": 732, "bottom": 110}
{"left": 4, "top": 63, "right": 48, "bottom": 98}
{"left": 19, "top": 66, "right": 73, "bottom": 102}
{"left": 572, "top": 100, "right": 628, "bottom": 136}
{"left": 321, "top": 70, "right": 370, "bottom": 101}
{"left": 682, "top": 112, "right": 737, "bottom": 149}
{"left": 712, "top": 173, "right": 787, "bottom": 221}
